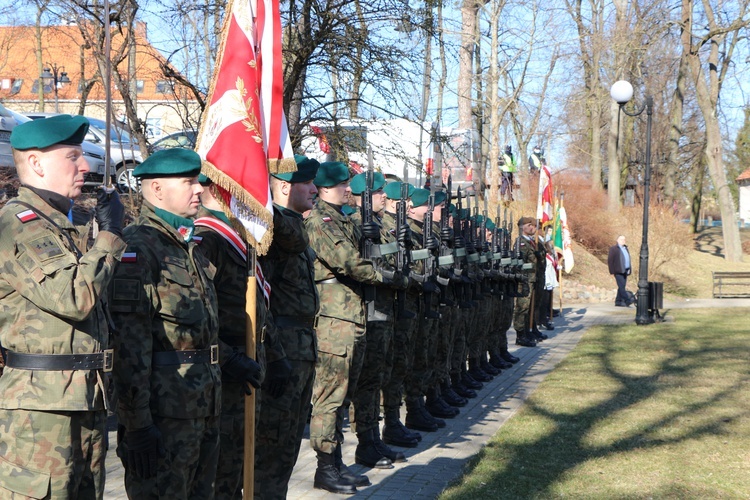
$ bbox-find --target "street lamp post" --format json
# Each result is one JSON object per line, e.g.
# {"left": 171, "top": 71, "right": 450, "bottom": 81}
{"left": 40, "top": 64, "right": 71, "bottom": 113}
{"left": 610, "top": 80, "right": 654, "bottom": 325}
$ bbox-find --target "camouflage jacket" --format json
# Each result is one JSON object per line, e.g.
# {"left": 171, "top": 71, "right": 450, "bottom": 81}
{"left": 109, "top": 201, "right": 221, "bottom": 430}
{"left": 0, "top": 187, "right": 125, "bottom": 411}
{"left": 194, "top": 207, "right": 284, "bottom": 375}
{"left": 262, "top": 205, "right": 319, "bottom": 362}
{"left": 515, "top": 234, "right": 542, "bottom": 284}
{"left": 305, "top": 200, "right": 382, "bottom": 325}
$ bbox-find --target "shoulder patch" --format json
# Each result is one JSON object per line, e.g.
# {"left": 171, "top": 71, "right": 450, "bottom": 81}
{"left": 16, "top": 209, "right": 38, "bottom": 223}
{"left": 322, "top": 217, "right": 332, "bottom": 222}
{"left": 121, "top": 252, "right": 138, "bottom": 263}
{"left": 112, "top": 278, "right": 141, "bottom": 301}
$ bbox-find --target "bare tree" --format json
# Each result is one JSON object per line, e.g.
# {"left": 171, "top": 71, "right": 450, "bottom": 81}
{"left": 680, "top": 0, "right": 748, "bottom": 261}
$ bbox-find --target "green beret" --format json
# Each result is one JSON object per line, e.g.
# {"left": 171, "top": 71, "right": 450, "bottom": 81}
{"left": 459, "top": 208, "right": 469, "bottom": 220}
{"left": 486, "top": 219, "right": 496, "bottom": 230}
{"left": 133, "top": 148, "right": 202, "bottom": 178}
{"left": 272, "top": 155, "right": 320, "bottom": 183}
{"left": 384, "top": 181, "right": 415, "bottom": 200}
{"left": 341, "top": 204, "right": 357, "bottom": 216}
{"left": 434, "top": 191, "right": 447, "bottom": 205}
{"left": 314, "top": 161, "right": 350, "bottom": 187}
{"left": 449, "top": 204, "right": 457, "bottom": 217}
{"left": 349, "top": 172, "right": 386, "bottom": 195}
{"left": 198, "top": 173, "right": 211, "bottom": 185}
{"left": 11, "top": 114, "right": 89, "bottom": 150}
{"left": 411, "top": 188, "right": 431, "bottom": 207}
{"left": 518, "top": 216, "right": 536, "bottom": 227}
{"left": 476, "top": 214, "right": 485, "bottom": 225}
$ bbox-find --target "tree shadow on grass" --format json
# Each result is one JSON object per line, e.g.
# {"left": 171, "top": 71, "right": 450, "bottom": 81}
{"left": 447, "top": 323, "right": 750, "bottom": 498}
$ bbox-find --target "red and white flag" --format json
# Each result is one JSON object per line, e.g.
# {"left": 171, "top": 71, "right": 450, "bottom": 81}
{"left": 536, "top": 164, "right": 553, "bottom": 228}
{"left": 196, "top": 0, "right": 294, "bottom": 254}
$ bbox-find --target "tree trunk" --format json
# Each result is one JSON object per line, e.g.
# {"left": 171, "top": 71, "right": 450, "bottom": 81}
{"left": 458, "top": 0, "right": 478, "bottom": 129}
{"left": 689, "top": 144, "right": 706, "bottom": 233}
{"left": 488, "top": 1, "right": 500, "bottom": 204}
{"left": 607, "top": 100, "right": 621, "bottom": 211}
{"left": 436, "top": 0, "right": 447, "bottom": 126}
{"left": 664, "top": 52, "right": 688, "bottom": 204}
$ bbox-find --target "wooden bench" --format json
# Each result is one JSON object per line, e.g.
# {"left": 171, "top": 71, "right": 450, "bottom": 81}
{"left": 712, "top": 272, "right": 750, "bottom": 298}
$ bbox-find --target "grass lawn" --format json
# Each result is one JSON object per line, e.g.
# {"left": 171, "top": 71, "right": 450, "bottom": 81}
{"left": 441, "top": 308, "right": 750, "bottom": 499}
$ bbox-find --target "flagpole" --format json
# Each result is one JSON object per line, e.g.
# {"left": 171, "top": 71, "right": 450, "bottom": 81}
{"left": 244, "top": 246, "right": 257, "bottom": 498}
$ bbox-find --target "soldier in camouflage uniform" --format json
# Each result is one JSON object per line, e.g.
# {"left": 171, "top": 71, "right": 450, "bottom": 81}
{"left": 380, "top": 182, "right": 423, "bottom": 448}
{"left": 254, "top": 155, "right": 320, "bottom": 499}
{"left": 0, "top": 115, "right": 125, "bottom": 499}
{"left": 348, "top": 172, "right": 408, "bottom": 469}
{"left": 404, "top": 188, "right": 448, "bottom": 430}
{"left": 193, "top": 174, "right": 278, "bottom": 500}
{"left": 306, "top": 161, "right": 395, "bottom": 494}
{"left": 109, "top": 149, "right": 237, "bottom": 499}
{"left": 513, "top": 216, "right": 540, "bottom": 348}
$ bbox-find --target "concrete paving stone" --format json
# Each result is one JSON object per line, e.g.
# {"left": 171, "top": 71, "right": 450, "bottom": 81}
{"left": 101, "top": 299, "right": 748, "bottom": 499}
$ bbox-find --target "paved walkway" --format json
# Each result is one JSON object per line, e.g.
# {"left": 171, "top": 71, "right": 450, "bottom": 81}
{"left": 103, "top": 299, "right": 750, "bottom": 499}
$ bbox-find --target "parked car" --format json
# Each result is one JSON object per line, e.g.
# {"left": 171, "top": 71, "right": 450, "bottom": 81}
{"left": 148, "top": 129, "right": 197, "bottom": 153}
{"left": 0, "top": 105, "right": 115, "bottom": 186}
{"left": 25, "top": 112, "right": 141, "bottom": 191}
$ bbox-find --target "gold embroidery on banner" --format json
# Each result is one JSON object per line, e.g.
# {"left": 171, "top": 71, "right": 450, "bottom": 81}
{"left": 236, "top": 77, "right": 263, "bottom": 144}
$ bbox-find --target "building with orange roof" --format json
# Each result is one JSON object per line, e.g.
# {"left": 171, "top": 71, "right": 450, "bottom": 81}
{"left": 738, "top": 167, "right": 750, "bottom": 224}
{"left": 0, "top": 23, "right": 200, "bottom": 139}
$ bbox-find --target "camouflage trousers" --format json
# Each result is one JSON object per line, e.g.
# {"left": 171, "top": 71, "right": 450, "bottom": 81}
{"left": 405, "top": 309, "right": 437, "bottom": 399}
{"left": 513, "top": 283, "right": 536, "bottom": 332}
{"left": 450, "top": 306, "right": 470, "bottom": 378}
{"left": 485, "top": 293, "right": 502, "bottom": 354}
{"left": 351, "top": 317, "right": 394, "bottom": 434}
{"left": 381, "top": 292, "right": 419, "bottom": 413}
{"left": 431, "top": 304, "right": 455, "bottom": 387}
{"left": 214, "top": 379, "right": 261, "bottom": 500}
{"left": 467, "top": 296, "right": 490, "bottom": 358}
{"left": 120, "top": 414, "right": 220, "bottom": 499}
{"left": 309, "top": 317, "right": 366, "bottom": 454}
{"left": 255, "top": 357, "right": 315, "bottom": 500}
{"left": 0, "top": 408, "right": 106, "bottom": 499}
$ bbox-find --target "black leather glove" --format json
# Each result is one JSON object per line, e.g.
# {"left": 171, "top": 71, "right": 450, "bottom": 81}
{"left": 425, "top": 235, "right": 439, "bottom": 251}
{"left": 398, "top": 225, "right": 413, "bottom": 246}
{"left": 454, "top": 235, "right": 466, "bottom": 248}
{"left": 440, "top": 226, "right": 453, "bottom": 243}
{"left": 95, "top": 186, "right": 124, "bottom": 237}
{"left": 126, "top": 425, "right": 166, "bottom": 479}
{"left": 262, "top": 358, "right": 292, "bottom": 399}
{"left": 362, "top": 221, "right": 381, "bottom": 240}
{"left": 222, "top": 350, "right": 263, "bottom": 395}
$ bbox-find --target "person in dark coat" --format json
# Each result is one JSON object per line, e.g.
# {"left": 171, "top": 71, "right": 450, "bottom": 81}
{"left": 607, "top": 235, "right": 634, "bottom": 307}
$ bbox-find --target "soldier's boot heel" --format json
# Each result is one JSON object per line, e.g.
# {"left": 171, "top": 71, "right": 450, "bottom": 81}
{"left": 334, "top": 444, "right": 370, "bottom": 486}
{"left": 373, "top": 427, "right": 407, "bottom": 463}
{"left": 314, "top": 451, "right": 357, "bottom": 495}
{"left": 355, "top": 430, "right": 394, "bottom": 469}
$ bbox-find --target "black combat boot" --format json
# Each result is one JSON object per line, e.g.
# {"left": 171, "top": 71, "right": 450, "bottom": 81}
{"left": 531, "top": 326, "right": 548, "bottom": 341}
{"left": 420, "top": 396, "right": 446, "bottom": 428}
{"left": 355, "top": 429, "right": 393, "bottom": 469}
{"left": 489, "top": 349, "right": 513, "bottom": 369}
{"left": 315, "top": 450, "right": 357, "bottom": 494}
{"left": 462, "top": 367, "right": 484, "bottom": 390}
{"left": 441, "top": 379, "right": 468, "bottom": 407}
{"left": 451, "top": 373, "right": 477, "bottom": 398}
{"left": 334, "top": 444, "right": 370, "bottom": 487}
{"left": 373, "top": 426, "right": 407, "bottom": 463}
{"left": 405, "top": 397, "right": 438, "bottom": 432}
{"left": 468, "top": 357, "right": 493, "bottom": 382}
{"left": 515, "top": 330, "right": 537, "bottom": 347}
{"left": 382, "top": 409, "right": 420, "bottom": 448}
{"left": 425, "top": 386, "right": 459, "bottom": 418}
{"left": 500, "top": 348, "right": 520, "bottom": 364}
{"left": 480, "top": 353, "right": 501, "bottom": 376}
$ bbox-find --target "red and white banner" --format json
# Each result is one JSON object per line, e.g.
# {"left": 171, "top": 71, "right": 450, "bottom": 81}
{"left": 536, "top": 164, "right": 553, "bottom": 227}
{"left": 196, "top": 0, "right": 294, "bottom": 254}
{"left": 310, "top": 125, "right": 331, "bottom": 154}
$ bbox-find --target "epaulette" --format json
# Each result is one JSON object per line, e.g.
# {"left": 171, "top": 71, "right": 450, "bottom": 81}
{"left": 15, "top": 209, "right": 38, "bottom": 223}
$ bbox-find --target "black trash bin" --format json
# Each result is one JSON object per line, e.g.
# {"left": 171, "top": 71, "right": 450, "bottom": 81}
{"left": 648, "top": 281, "right": 663, "bottom": 321}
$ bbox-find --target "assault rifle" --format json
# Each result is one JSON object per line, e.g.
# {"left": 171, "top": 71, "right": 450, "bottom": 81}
{"left": 437, "top": 178, "right": 455, "bottom": 307}
{"left": 395, "top": 180, "right": 416, "bottom": 319}
{"left": 360, "top": 148, "right": 388, "bottom": 322}
{"left": 420, "top": 193, "right": 440, "bottom": 319}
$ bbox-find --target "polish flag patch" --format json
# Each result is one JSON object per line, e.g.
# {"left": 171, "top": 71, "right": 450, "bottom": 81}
{"left": 121, "top": 252, "right": 138, "bottom": 263}
{"left": 16, "top": 209, "right": 38, "bottom": 223}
